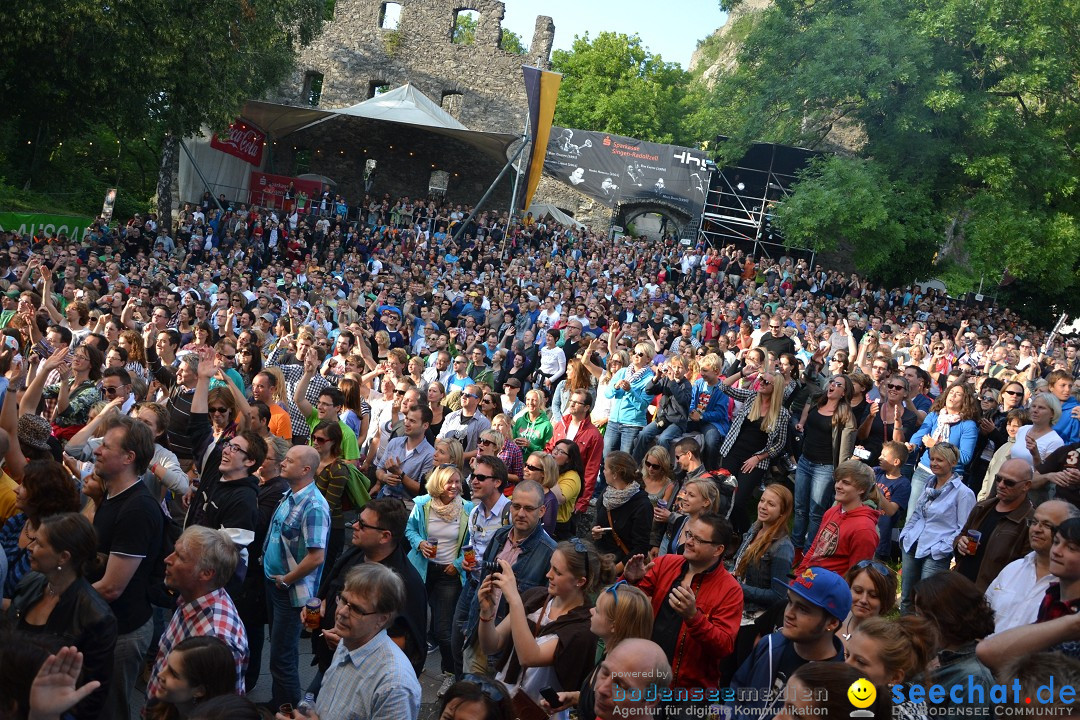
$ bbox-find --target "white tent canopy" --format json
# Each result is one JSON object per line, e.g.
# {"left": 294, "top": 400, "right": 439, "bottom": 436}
{"left": 179, "top": 84, "right": 517, "bottom": 205}
{"left": 527, "top": 202, "right": 585, "bottom": 229}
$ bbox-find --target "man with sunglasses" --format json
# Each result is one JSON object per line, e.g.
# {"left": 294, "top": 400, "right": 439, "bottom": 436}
{"left": 954, "top": 458, "right": 1035, "bottom": 591}
{"left": 314, "top": 498, "right": 428, "bottom": 677}
{"left": 451, "top": 455, "right": 511, "bottom": 679}
{"left": 100, "top": 366, "right": 135, "bottom": 414}
{"left": 438, "top": 383, "right": 490, "bottom": 461}
{"left": 622, "top": 514, "right": 742, "bottom": 691}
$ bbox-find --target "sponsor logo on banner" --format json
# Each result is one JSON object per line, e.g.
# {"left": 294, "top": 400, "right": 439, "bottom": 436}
{"left": 543, "top": 127, "right": 710, "bottom": 217}
{"left": 211, "top": 120, "right": 265, "bottom": 165}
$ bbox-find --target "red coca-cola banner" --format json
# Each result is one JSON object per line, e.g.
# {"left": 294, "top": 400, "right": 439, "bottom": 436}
{"left": 249, "top": 172, "right": 322, "bottom": 210}
{"left": 211, "top": 119, "right": 265, "bottom": 166}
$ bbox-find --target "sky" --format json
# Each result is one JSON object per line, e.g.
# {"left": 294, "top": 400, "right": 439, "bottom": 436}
{"left": 499, "top": 0, "right": 729, "bottom": 70}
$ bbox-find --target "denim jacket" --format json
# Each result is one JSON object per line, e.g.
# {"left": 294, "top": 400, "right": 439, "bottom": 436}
{"left": 463, "top": 523, "right": 556, "bottom": 645}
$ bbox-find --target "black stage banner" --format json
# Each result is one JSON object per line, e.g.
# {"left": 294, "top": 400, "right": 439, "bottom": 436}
{"left": 543, "top": 127, "right": 709, "bottom": 216}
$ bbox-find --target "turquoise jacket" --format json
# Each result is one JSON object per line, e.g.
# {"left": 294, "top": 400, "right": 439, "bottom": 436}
{"left": 405, "top": 494, "right": 474, "bottom": 584}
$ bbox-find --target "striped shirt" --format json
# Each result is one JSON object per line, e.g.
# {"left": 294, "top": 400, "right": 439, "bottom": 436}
{"left": 316, "top": 630, "right": 421, "bottom": 720}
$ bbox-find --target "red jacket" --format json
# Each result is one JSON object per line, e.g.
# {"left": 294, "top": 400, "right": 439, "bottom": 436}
{"left": 796, "top": 503, "right": 880, "bottom": 576}
{"left": 546, "top": 414, "right": 603, "bottom": 511}
{"left": 632, "top": 554, "right": 742, "bottom": 689}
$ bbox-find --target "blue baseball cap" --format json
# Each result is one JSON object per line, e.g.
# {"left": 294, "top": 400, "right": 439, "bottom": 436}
{"left": 773, "top": 567, "right": 851, "bottom": 620}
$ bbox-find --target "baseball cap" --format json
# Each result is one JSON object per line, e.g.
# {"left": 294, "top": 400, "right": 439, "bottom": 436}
{"left": 773, "top": 567, "right": 851, "bottom": 620}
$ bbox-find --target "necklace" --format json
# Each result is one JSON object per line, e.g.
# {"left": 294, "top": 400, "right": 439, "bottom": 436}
{"left": 840, "top": 616, "right": 854, "bottom": 641}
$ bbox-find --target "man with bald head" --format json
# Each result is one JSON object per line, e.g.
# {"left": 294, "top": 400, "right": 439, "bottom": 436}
{"left": 986, "top": 499, "right": 1080, "bottom": 633}
{"left": 954, "top": 457, "right": 1036, "bottom": 591}
{"left": 263, "top": 443, "right": 330, "bottom": 709}
{"left": 592, "top": 638, "right": 672, "bottom": 720}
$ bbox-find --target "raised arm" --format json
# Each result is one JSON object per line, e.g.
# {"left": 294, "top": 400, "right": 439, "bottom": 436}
{"left": 21, "top": 348, "right": 68, "bottom": 418}
{"left": 293, "top": 348, "right": 319, "bottom": 417}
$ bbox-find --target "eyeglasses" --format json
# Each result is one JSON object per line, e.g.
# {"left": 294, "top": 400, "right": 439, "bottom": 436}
{"left": 471, "top": 472, "right": 497, "bottom": 482}
{"left": 335, "top": 593, "right": 381, "bottom": 618}
{"left": 1032, "top": 519, "right": 1058, "bottom": 533}
{"left": 681, "top": 528, "right": 721, "bottom": 545}
{"left": 312, "top": 436, "right": 331, "bottom": 445}
{"left": 633, "top": 352, "right": 647, "bottom": 357}
{"left": 347, "top": 518, "right": 388, "bottom": 533}
{"left": 644, "top": 460, "right": 661, "bottom": 470}
{"left": 209, "top": 406, "right": 230, "bottom": 414}
{"left": 463, "top": 392, "right": 481, "bottom": 400}
{"left": 606, "top": 579, "right": 629, "bottom": 608}
{"left": 217, "top": 351, "right": 236, "bottom": 360}
{"left": 769, "top": 325, "right": 782, "bottom": 330}
{"left": 460, "top": 674, "right": 507, "bottom": 702}
{"left": 853, "top": 559, "right": 892, "bottom": 576}
{"left": 981, "top": 396, "right": 997, "bottom": 403}
{"left": 885, "top": 383, "right": 906, "bottom": 391}
{"left": 478, "top": 439, "right": 496, "bottom": 447}
{"left": 511, "top": 502, "right": 541, "bottom": 513}
{"left": 569, "top": 536, "right": 591, "bottom": 578}
{"left": 758, "top": 378, "right": 773, "bottom": 387}
{"left": 223, "top": 442, "right": 248, "bottom": 456}
{"left": 525, "top": 463, "right": 544, "bottom": 473}
{"left": 995, "top": 473, "right": 1024, "bottom": 488}
{"left": 101, "top": 385, "right": 124, "bottom": 395}
{"left": 393, "top": 389, "right": 406, "bottom": 396}
{"left": 1004, "top": 389, "right": 1023, "bottom": 397}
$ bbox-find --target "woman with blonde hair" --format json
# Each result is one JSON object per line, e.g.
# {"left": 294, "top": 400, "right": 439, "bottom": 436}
{"left": 545, "top": 580, "right": 654, "bottom": 717}
{"left": 845, "top": 616, "right": 938, "bottom": 720}
{"left": 523, "top": 451, "right": 561, "bottom": 535}
{"left": 653, "top": 476, "right": 723, "bottom": 557}
{"left": 513, "top": 389, "right": 553, "bottom": 455}
{"left": 718, "top": 369, "right": 792, "bottom": 533}
{"left": 602, "top": 341, "right": 655, "bottom": 456}
{"left": 639, "top": 445, "right": 677, "bottom": 509}
{"left": 582, "top": 344, "right": 628, "bottom": 432}
{"left": 477, "top": 428, "right": 522, "bottom": 488}
{"left": 898, "top": 442, "right": 975, "bottom": 612}
{"left": 405, "top": 464, "right": 473, "bottom": 685}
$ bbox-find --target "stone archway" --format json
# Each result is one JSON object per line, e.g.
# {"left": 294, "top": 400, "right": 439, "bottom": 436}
{"left": 616, "top": 200, "right": 693, "bottom": 242}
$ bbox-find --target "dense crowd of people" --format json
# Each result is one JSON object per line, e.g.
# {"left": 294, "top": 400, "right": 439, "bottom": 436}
{"left": 0, "top": 190, "right": 1079, "bottom": 720}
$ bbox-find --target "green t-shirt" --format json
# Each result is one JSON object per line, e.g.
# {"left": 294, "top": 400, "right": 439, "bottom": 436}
{"left": 512, "top": 411, "right": 553, "bottom": 456}
{"left": 306, "top": 407, "right": 361, "bottom": 461}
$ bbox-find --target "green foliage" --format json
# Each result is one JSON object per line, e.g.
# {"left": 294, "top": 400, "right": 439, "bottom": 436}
{"left": 551, "top": 32, "right": 700, "bottom": 146}
{"left": 383, "top": 30, "right": 403, "bottom": 57}
{"left": 453, "top": 11, "right": 478, "bottom": 45}
{"left": 711, "top": 0, "right": 1080, "bottom": 312}
{"left": 500, "top": 29, "right": 527, "bottom": 56}
{"left": 0, "top": 0, "right": 326, "bottom": 216}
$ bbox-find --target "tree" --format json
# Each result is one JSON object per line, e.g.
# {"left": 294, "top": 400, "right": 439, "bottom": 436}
{"left": 550, "top": 32, "right": 696, "bottom": 146}
{"left": 712, "top": 0, "right": 1080, "bottom": 312}
{"left": 500, "top": 29, "right": 527, "bottom": 55}
{"left": 0, "top": 0, "right": 326, "bottom": 227}
{"left": 452, "top": 11, "right": 478, "bottom": 45}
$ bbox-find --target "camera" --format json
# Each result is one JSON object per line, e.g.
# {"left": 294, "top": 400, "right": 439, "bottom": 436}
{"left": 481, "top": 560, "right": 500, "bottom": 575}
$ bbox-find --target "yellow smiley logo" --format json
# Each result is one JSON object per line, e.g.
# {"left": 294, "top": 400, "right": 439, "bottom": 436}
{"left": 847, "top": 678, "right": 877, "bottom": 709}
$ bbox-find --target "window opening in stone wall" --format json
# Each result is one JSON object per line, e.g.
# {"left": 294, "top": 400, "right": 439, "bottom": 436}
{"left": 302, "top": 72, "right": 324, "bottom": 107}
{"left": 441, "top": 91, "right": 464, "bottom": 120}
{"left": 294, "top": 149, "right": 312, "bottom": 176}
{"left": 451, "top": 9, "right": 479, "bottom": 45}
{"left": 429, "top": 170, "right": 450, "bottom": 198}
{"left": 369, "top": 82, "right": 391, "bottom": 98}
{"left": 379, "top": 2, "right": 401, "bottom": 30}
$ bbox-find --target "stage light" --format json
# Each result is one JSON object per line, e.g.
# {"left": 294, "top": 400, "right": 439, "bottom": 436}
{"left": 737, "top": 182, "right": 745, "bottom": 191}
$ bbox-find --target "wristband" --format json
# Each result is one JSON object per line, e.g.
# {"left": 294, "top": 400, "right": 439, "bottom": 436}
{"left": 479, "top": 613, "right": 495, "bottom": 622}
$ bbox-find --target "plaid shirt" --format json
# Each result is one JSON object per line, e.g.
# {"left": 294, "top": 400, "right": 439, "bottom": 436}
{"left": 263, "top": 481, "right": 331, "bottom": 606}
{"left": 717, "top": 384, "right": 791, "bottom": 471}
{"left": 147, "top": 588, "right": 248, "bottom": 697}
{"left": 267, "top": 346, "right": 331, "bottom": 440}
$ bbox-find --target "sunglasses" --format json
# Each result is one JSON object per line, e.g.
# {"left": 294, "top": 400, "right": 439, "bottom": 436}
{"left": 525, "top": 463, "right": 544, "bottom": 473}
{"left": 570, "top": 537, "right": 591, "bottom": 579}
{"left": 312, "top": 436, "right": 331, "bottom": 444}
{"left": 995, "top": 474, "right": 1023, "bottom": 488}
{"left": 208, "top": 406, "right": 230, "bottom": 414}
{"left": 1003, "top": 389, "right": 1023, "bottom": 397}
{"left": 886, "top": 383, "right": 906, "bottom": 391}
{"left": 644, "top": 460, "right": 662, "bottom": 470}
{"left": 853, "top": 559, "right": 893, "bottom": 576}
{"left": 478, "top": 439, "right": 496, "bottom": 447}
{"left": 460, "top": 674, "right": 507, "bottom": 702}
{"left": 605, "top": 579, "right": 629, "bottom": 608}
{"left": 463, "top": 392, "right": 481, "bottom": 400}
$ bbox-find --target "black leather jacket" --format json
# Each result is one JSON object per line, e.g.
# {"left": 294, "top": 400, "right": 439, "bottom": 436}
{"left": 7, "top": 573, "right": 117, "bottom": 720}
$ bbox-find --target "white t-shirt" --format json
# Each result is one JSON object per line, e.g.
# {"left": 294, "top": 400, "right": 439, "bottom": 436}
{"left": 1011, "top": 425, "right": 1064, "bottom": 465}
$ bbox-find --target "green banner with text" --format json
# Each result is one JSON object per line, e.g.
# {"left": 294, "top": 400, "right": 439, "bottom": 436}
{"left": 0, "top": 212, "right": 94, "bottom": 239}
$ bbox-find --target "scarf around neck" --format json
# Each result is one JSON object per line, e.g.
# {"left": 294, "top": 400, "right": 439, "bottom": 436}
{"left": 603, "top": 481, "right": 641, "bottom": 511}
